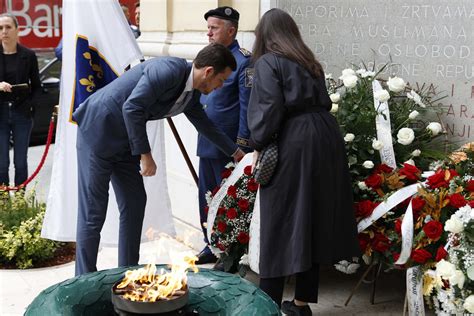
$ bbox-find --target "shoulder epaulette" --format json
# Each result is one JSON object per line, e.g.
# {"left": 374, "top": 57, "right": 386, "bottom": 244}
{"left": 239, "top": 47, "right": 252, "bottom": 57}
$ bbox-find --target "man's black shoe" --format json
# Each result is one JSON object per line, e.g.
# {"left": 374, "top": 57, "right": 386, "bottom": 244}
{"left": 195, "top": 248, "right": 218, "bottom": 265}
{"left": 281, "top": 300, "right": 312, "bottom": 316}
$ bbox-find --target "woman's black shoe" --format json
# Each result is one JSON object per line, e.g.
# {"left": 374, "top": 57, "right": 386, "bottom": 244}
{"left": 281, "top": 300, "right": 312, "bottom": 316}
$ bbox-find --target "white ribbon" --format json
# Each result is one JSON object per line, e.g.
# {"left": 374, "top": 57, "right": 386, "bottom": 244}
{"left": 395, "top": 200, "right": 415, "bottom": 265}
{"left": 206, "top": 153, "right": 254, "bottom": 255}
{"left": 406, "top": 266, "right": 425, "bottom": 315}
{"left": 373, "top": 80, "right": 397, "bottom": 169}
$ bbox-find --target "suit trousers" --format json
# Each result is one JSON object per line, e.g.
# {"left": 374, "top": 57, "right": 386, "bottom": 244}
{"left": 198, "top": 157, "right": 232, "bottom": 244}
{"left": 75, "top": 130, "right": 146, "bottom": 276}
{"left": 259, "top": 264, "right": 320, "bottom": 307}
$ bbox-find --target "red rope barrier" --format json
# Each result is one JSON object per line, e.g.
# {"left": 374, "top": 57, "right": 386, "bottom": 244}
{"left": 0, "top": 114, "right": 56, "bottom": 192}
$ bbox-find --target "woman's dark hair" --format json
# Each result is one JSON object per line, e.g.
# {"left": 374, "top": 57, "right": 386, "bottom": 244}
{"left": 194, "top": 43, "right": 237, "bottom": 73}
{"left": 252, "top": 8, "right": 323, "bottom": 77}
{"left": 0, "top": 13, "right": 19, "bottom": 28}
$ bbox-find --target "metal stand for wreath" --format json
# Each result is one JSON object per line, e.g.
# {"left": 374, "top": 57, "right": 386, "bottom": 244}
{"left": 344, "top": 261, "right": 383, "bottom": 306}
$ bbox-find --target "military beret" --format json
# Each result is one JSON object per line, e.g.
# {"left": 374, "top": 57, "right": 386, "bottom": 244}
{"left": 204, "top": 6, "right": 240, "bottom": 22}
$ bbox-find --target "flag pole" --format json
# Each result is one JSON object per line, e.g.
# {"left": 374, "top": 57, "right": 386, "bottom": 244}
{"left": 166, "top": 117, "right": 199, "bottom": 186}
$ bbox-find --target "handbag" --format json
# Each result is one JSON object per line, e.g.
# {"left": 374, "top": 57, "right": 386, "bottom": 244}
{"left": 253, "top": 139, "right": 278, "bottom": 186}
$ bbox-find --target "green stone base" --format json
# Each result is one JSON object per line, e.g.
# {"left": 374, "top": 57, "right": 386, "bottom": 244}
{"left": 25, "top": 266, "right": 280, "bottom": 316}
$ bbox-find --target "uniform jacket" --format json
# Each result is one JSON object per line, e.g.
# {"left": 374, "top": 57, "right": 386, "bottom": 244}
{"left": 73, "top": 57, "right": 238, "bottom": 158}
{"left": 197, "top": 40, "right": 252, "bottom": 158}
{"left": 0, "top": 44, "right": 41, "bottom": 117}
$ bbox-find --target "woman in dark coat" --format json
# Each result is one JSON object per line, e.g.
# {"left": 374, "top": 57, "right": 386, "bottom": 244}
{"left": 248, "top": 9, "right": 360, "bottom": 315}
{"left": 0, "top": 13, "right": 41, "bottom": 187}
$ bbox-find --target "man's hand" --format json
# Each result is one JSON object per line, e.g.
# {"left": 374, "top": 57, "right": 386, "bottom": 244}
{"left": 140, "top": 152, "right": 157, "bottom": 176}
{"left": 232, "top": 148, "right": 245, "bottom": 162}
{"left": 0, "top": 81, "right": 12, "bottom": 93}
{"left": 252, "top": 150, "right": 260, "bottom": 173}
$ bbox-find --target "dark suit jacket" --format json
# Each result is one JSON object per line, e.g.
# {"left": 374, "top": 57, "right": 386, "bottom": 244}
{"left": 0, "top": 44, "right": 41, "bottom": 117}
{"left": 73, "top": 57, "right": 238, "bottom": 158}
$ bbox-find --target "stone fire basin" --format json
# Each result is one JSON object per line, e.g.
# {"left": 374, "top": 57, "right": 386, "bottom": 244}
{"left": 25, "top": 266, "right": 280, "bottom": 315}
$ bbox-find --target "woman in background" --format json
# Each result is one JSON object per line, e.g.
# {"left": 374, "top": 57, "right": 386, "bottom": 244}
{"left": 0, "top": 13, "right": 41, "bottom": 188}
{"left": 248, "top": 9, "right": 360, "bottom": 315}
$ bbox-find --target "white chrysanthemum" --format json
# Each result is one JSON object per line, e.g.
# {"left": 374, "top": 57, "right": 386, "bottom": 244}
{"left": 409, "top": 110, "right": 419, "bottom": 120}
{"left": 363, "top": 160, "right": 374, "bottom": 169}
{"left": 330, "top": 93, "right": 341, "bottom": 103}
{"left": 397, "top": 127, "right": 415, "bottom": 145}
{"left": 426, "top": 122, "right": 443, "bottom": 136}
{"left": 387, "top": 76, "right": 407, "bottom": 92}
{"left": 412, "top": 149, "right": 421, "bottom": 157}
{"left": 372, "top": 139, "right": 384, "bottom": 151}
{"left": 344, "top": 133, "right": 355, "bottom": 142}
{"left": 374, "top": 89, "right": 390, "bottom": 102}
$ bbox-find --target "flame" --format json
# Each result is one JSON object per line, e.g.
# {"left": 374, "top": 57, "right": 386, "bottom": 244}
{"left": 116, "top": 251, "right": 198, "bottom": 302}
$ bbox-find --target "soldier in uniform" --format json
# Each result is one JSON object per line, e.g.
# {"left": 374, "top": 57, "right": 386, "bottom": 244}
{"left": 195, "top": 6, "right": 253, "bottom": 267}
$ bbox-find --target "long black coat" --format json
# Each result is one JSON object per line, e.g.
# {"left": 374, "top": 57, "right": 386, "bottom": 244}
{"left": 248, "top": 53, "right": 361, "bottom": 278}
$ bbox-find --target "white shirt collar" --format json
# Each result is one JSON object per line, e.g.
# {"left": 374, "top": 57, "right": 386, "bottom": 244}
{"left": 184, "top": 66, "right": 194, "bottom": 92}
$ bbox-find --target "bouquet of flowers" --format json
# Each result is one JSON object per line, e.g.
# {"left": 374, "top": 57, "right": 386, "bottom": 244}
{"left": 206, "top": 162, "right": 259, "bottom": 273}
{"left": 326, "top": 64, "right": 454, "bottom": 270}
{"left": 423, "top": 202, "right": 473, "bottom": 315}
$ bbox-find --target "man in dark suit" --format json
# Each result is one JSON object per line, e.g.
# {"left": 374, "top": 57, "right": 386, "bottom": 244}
{"left": 195, "top": 6, "right": 253, "bottom": 267}
{"left": 73, "top": 43, "right": 245, "bottom": 276}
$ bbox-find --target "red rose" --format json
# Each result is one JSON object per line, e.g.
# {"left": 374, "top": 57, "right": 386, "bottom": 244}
{"left": 247, "top": 179, "right": 259, "bottom": 192}
{"left": 365, "top": 174, "right": 383, "bottom": 190}
{"left": 374, "top": 164, "right": 393, "bottom": 174}
{"left": 358, "top": 234, "right": 370, "bottom": 251}
{"left": 211, "top": 186, "right": 220, "bottom": 196}
{"left": 395, "top": 218, "right": 402, "bottom": 235}
{"left": 238, "top": 199, "right": 250, "bottom": 212}
{"left": 221, "top": 169, "right": 232, "bottom": 179}
{"left": 244, "top": 165, "right": 252, "bottom": 176}
{"left": 448, "top": 193, "right": 467, "bottom": 209}
{"left": 204, "top": 206, "right": 209, "bottom": 214}
{"left": 399, "top": 163, "right": 421, "bottom": 181}
{"left": 411, "top": 249, "right": 432, "bottom": 264}
{"left": 355, "top": 200, "right": 378, "bottom": 218}
{"left": 237, "top": 231, "right": 250, "bottom": 244}
{"left": 427, "top": 169, "right": 458, "bottom": 189}
{"left": 372, "top": 233, "right": 390, "bottom": 253}
{"left": 423, "top": 220, "right": 443, "bottom": 240}
{"left": 218, "top": 207, "right": 226, "bottom": 215}
{"left": 226, "top": 208, "right": 237, "bottom": 219}
{"left": 227, "top": 185, "right": 237, "bottom": 197}
{"left": 466, "top": 180, "right": 474, "bottom": 192}
{"left": 435, "top": 246, "right": 448, "bottom": 262}
{"left": 411, "top": 197, "right": 426, "bottom": 212}
{"left": 217, "top": 221, "right": 227, "bottom": 233}
{"left": 217, "top": 243, "right": 226, "bottom": 251}
{"left": 469, "top": 200, "right": 474, "bottom": 208}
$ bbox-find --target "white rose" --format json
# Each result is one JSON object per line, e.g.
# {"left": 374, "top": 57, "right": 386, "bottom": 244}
{"left": 330, "top": 103, "right": 339, "bottom": 113}
{"left": 397, "top": 128, "right": 415, "bottom": 145}
{"left": 344, "top": 133, "right": 355, "bottom": 142}
{"left": 387, "top": 76, "right": 407, "bottom": 92}
{"left": 450, "top": 270, "right": 465, "bottom": 289}
{"left": 409, "top": 110, "right": 419, "bottom": 120}
{"left": 374, "top": 89, "right": 390, "bottom": 102}
{"left": 404, "top": 159, "right": 415, "bottom": 166}
{"left": 426, "top": 122, "right": 443, "bottom": 136}
{"left": 356, "top": 69, "right": 375, "bottom": 78}
{"left": 363, "top": 160, "right": 374, "bottom": 169}
{"left": 343, "top": 75, "right": 358, "bottom": 88}
{"left": 444, "top": 216, "right": 464, "bottom": 234}
{"left": 325, "top": 73, "right": 333, "bottom": 80}
{"left": 436, "top": 259, "right": 456, "bottom": 279}
{"left": 464, "top": 295, "right": 474, "bottom": 313}
{"left": 358, "top": 181, "right": 368, "bottom": 190}
{"left": 411, "top": 149, "right": 421, "bottom": 157}
{"left": 330, "top": 93, "right": 341, "bottom": 103}
{"left": 407, "top": 90, "right": 426, "bottom": 108}
{"left": 372, "top": 139, "right": 384, "bottom": 151}
{"left": 339, "top": 68, "right": 356, "bottom": 79}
